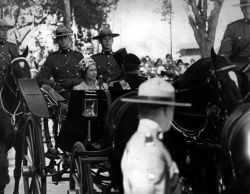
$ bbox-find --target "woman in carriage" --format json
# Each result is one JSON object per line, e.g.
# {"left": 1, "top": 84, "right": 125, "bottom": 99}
{"left": 73, "top": 57, "right": 108, "bottom": 91}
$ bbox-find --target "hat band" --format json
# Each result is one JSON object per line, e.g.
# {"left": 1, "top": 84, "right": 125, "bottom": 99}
{"left": 136, "top": 95, "right": 174, "bottom": 102}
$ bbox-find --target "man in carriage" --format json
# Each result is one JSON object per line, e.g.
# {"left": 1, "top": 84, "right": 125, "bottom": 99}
{"left": 36, "top": 24, "right": 83, "bottom": 157}
{"left": 91, "top": 26, "right": 123, "bottom": 84}
{"left": 36, "top": 24, "right": 84, "bottom": 99}
{"left": 110, "top": 53, "right": 147, "bottom": 90}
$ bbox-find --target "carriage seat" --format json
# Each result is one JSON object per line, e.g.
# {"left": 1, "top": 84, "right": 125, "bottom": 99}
{"left": 56, "top": 90, "right": 111, "bottom": 152}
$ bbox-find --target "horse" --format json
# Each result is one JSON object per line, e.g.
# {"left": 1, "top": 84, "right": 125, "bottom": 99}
{"left": 106, "top": 48, "right": 249, "bottom": 193}
{"left": 0, "top": 46, "right": 31, "bottom": 194}
{"left": 220, "top": 103, "right": 250, "bottom": 194}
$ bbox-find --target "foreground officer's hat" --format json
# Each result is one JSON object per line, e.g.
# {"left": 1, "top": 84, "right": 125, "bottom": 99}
{"left": 55, "top": 25, "right": 73, "bottom": 38}
{"left": 92, "top": 26, "right": 119, "bottom": 40}
{"left": 121, "top": 77, "right": 191, "bottom": 107}
{"left": 233, "top": 0, "right": 250, "bottom": 7}
{"left": 0, "top": 19, "right": 14, "bottom": 30}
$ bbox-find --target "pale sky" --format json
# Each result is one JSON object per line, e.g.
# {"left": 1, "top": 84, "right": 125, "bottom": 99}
{"left": 109, "top": 0, "right": 243, "bottom": 60}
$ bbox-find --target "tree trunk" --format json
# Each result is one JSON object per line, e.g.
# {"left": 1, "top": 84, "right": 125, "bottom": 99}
{"left": 63, "top": 0, "right": 71, "bottom": 29}
{"left": 182, "top": 0, "right": 224, "bottom": 58}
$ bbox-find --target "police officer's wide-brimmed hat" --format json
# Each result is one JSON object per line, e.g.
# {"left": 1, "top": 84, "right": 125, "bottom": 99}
{"left": 54, "top": 25, "right": 73, "bottom": 38}
{"left": 233, "top": 0, "right": 250, "bottom": 7}
{"left": 121, "top": 77, "right": 191, "bottom": 107}
{"left": 92, "top": 27, "right": 119, "bottom": 40}
{"left": 0, "top": 19, "right": 14, "bottom": 30}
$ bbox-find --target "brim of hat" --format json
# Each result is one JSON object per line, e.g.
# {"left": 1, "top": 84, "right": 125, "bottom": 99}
{"left": 92, "top": 33, "right": 120, "bottom": 40}
{"left": 121, "top": 98, "right": 192, "bottom": 107}
{"left": 232, "top": 3, "right": 250, "bottom": 7}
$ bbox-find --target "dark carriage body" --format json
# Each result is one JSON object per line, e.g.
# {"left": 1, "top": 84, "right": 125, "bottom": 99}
{"left": 18, "top": 79, "right": 50, "bottom": 118}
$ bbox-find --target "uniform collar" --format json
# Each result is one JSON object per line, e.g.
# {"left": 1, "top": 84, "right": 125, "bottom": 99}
{"left": 101, "top": 50, "right": 113, "bottom": 55}
{"left": 59, "top": 48, "right": 71, "bottom": 54}
{"left": 138, "top": 119, "right": 164, "bottom": 140}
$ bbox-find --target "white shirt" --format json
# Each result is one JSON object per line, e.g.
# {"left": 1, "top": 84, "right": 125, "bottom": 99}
{"left": 121, "top": 119, "right": 180, "bottom": 194}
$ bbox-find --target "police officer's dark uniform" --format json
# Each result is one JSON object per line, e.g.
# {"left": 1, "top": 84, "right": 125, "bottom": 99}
{"left": 0, "top": 19, "right": 19, "bottom": 194}
{"left": 0, "top": 20, "right": 19, "bottom": 88}
{"left": 36, "top": 25, "right": 83, "bottom": 99}
{"left": 111, "top": 53, "right": 147, "bottom": 90}
{"left": 91, "top": 27, "right": 122, "bottom": 82}
{"left": 218, "top": 0, "right": 250, "bottom": 70}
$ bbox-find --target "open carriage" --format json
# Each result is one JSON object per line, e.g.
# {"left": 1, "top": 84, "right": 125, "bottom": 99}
{"left": 18, "top": 78, "right": 136, "bottom": 194}
{"left": 16, "top": 48, "right": 250, "bottom": 194}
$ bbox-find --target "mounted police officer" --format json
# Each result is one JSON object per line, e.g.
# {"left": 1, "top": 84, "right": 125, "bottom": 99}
{"left": 0, "top": 19, "right": 19, "bottom": 194}
{"left": 110, "top": 53, "right": 147, "bottom": 90}
{"left": 121, "top": 78, "right": 191, "bottom": 194}
{"left": 0, "top": 19, "right": 19, "bottom": 88}
{"left": 218, "top": 0, "right": 250, "bottom": 71}
{"left": 91, "top": 27, "right": 123, "bottom": 83}
{"left": 36, "top": 24, "right": 83, "bottom": 99}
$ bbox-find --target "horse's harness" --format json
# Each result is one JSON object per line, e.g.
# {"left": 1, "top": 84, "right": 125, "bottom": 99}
{"left": 172, "top": 64, "right": 236, "bottom": 138}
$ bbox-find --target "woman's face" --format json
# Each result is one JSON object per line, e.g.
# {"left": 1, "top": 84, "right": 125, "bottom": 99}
{"left": 85, "top": 64, "right": 97, "bottom": 81}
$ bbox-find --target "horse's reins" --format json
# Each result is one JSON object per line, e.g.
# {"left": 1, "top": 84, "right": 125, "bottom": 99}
{"left": 173, "top": 64, "right": 237, "bottom": 137}
{"left": 0, "top": 87, "right": 22, "bottom": 126}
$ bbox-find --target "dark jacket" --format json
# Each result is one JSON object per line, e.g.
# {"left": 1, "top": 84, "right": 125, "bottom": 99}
{"left": 111, "top": 73, "right": 147, "bottom": 90}
{"left": 36, "top": 49, "right": 83, "bottom": 90}
{"left": 91, "top": 51, "right": 122, "bottom": 82}
{"left": 0, "top": 40, "right": 19, "bottom": 86}
{"left": 219, "top": 19, "right": 250, "bottom": 65}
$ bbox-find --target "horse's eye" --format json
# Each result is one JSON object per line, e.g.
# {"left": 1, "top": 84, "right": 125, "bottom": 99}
{"left": 19, "top": 61, "right": 25, "bottom": 68}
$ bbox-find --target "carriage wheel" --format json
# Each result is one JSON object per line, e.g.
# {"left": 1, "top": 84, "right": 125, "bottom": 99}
{"left": 69, "top": 142, "right": 94, "bottom": 194}
{"left": 22, "top": 114, "right": 46, "bottom": 194}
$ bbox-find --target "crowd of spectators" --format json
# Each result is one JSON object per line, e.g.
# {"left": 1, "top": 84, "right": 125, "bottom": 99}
{"left": 139, "top": 53, "right": 196, "bottom": 79}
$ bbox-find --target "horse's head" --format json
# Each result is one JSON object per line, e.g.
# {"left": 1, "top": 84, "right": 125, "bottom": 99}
{"left": 10, "top": 46, "right": 31, "bottom": 80}
{"left": 3, "top": 46, "right": 31, "bottom": 96}
{"left": 208, "top": 48, "right": 246, "bottom": 114}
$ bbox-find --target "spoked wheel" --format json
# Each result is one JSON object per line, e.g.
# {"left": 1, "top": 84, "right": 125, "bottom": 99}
{"left": 22, "top": 114, "right": 46, "bottom": 194}
{"left": 69, "top": 141, "right": 94, "bottom": 194}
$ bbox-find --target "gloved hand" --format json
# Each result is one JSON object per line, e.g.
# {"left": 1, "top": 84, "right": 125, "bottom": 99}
{"left": 53, "top": 82, "right": 64, "bottom": 92}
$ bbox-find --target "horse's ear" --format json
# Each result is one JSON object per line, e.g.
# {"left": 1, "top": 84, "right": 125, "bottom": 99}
{"left": 211, "top": 47, "right": 217, "bottom": 61}
{"left": 22, "top": 46, "right": 29, "bottom": 58}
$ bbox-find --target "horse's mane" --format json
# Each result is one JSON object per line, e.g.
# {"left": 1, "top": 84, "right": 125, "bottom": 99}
{"left": 175, "top": 58, "right": 211, "bottom": 89}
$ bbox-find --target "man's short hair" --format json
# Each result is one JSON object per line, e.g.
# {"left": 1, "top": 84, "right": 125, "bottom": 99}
{"left": 123, "top": 53, "right": 141, "bottom": 72}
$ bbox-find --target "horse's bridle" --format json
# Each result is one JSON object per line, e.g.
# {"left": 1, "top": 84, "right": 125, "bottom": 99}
{"left": 0, "top": 57, "right": 29, "bottom": 126}
{"left": 207, "top": 63, "right": 237, "bottom": 115}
